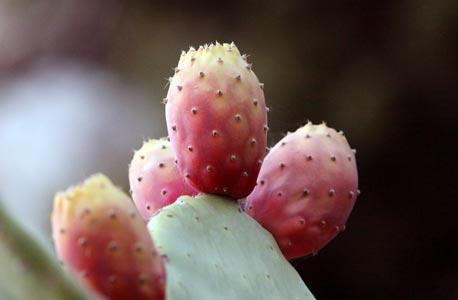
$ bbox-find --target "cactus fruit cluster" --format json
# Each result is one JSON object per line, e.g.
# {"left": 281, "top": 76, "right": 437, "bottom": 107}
{"left": 0, "top": 42, "right": 360, "bottom": 300}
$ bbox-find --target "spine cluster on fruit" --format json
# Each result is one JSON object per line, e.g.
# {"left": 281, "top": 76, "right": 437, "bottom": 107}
{"left": 0, "top": 42, "right": 360, "bottom": 300}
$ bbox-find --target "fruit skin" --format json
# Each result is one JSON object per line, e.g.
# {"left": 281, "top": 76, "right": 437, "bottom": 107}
{"left": 245, "top": 123, "right": 359, "bottom": 260}
{"left": 51, "top": 174, "right": 166, "bottom": 300}
{"left": 129, "top": 138, "right": 198, "bottom": 220}
{"left": 165, "top": 42, "right": 268, "bottom": 199}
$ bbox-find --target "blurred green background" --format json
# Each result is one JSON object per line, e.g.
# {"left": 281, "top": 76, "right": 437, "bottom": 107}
{"left": 0, "top": 0, "right": 456, "bottom": 299}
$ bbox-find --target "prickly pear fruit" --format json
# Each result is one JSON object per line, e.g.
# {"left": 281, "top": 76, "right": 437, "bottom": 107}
{"left": 129, "top": 138, "right": 198, "bottom": 220}
{"left": 245, "top": 123, "right": 359, "bottom": 260}
{"left": 165, "top": 42, "right": 268, "bottom": 199}
{"left": 51, "top": 174, "right": 166, "bottom": 300}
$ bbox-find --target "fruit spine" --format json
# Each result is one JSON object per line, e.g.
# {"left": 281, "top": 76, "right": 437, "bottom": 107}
{"left": 165, "top": 42, "right": 268, "bottom": 199}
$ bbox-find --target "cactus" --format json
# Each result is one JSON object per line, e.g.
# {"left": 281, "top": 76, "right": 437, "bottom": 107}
{"left": 148, "top": 194, "right": 315, "bottom": 300}
{"left": 1, "top": 41, "right": 360, "bottom": 299}
{"left": 0, "top": 202, "right": 93, "bottom": 300}
{"left": 165, "top": 42, "right": 268, "bottom": 199}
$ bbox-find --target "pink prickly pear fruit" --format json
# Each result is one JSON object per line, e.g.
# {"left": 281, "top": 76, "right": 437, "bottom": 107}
{"left": 245, "top": 122, "right": 359, "bottom": 260}
{"left": 165, "top": 42, "right": 268, "bottom": 199}
{"left": 129, "top": 138, "right": 198, "bottom": 220}
{"left": 51, "top": 174, "right": 166, "bottom": 300}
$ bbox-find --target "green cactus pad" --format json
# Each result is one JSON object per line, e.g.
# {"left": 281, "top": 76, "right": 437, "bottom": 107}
{"left": 0, "top": 202, "right": 93, "bottom": 300}
{"left": 148, "top": 194, "right": 315, "bottom": 300}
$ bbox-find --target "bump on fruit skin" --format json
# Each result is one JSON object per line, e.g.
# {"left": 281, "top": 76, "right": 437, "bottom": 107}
{"left": 245, "top": 122, "right": 359, "bottom": 260}
{"left": 129, "top": 138, "right": 198, "bottom": 220}
{"left": 165, "top": 42, "right": 268, "bottom": 199}
{"left": 51, "top": 174, "right": 166, "bottom": 300}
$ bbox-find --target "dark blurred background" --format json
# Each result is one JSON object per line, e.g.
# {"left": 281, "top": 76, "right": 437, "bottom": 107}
{"left": 0, "top": 0, "right": 457, "bottom": 299}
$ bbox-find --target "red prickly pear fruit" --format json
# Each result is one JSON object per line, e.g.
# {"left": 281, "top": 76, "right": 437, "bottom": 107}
{"left": 245, "top": 123, "right": 359, "bottom": 260}
{"left": 129, "top": 138, "right": 198, "bottom": 220}
{"left": 165, "top": 42, "right": 268, "bottom": 199}
{"left": 51, "top": 174, "right": 166, "bottom": 300}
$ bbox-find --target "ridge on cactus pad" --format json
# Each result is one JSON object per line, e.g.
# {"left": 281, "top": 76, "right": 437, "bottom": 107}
{"left": 129, "top": 138, "right": 198, "bottom": 221}
{"left": 51, "top": 174, "right": 166, "bottom": 300}
{"left": 148, "top": 193, "right": 315, "bottom": 300}
{"left": 246, "top": 122, "right": 359, "bottom": 260}
{"left": 165, "top": 42, "right": 268, "bottom": 199}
